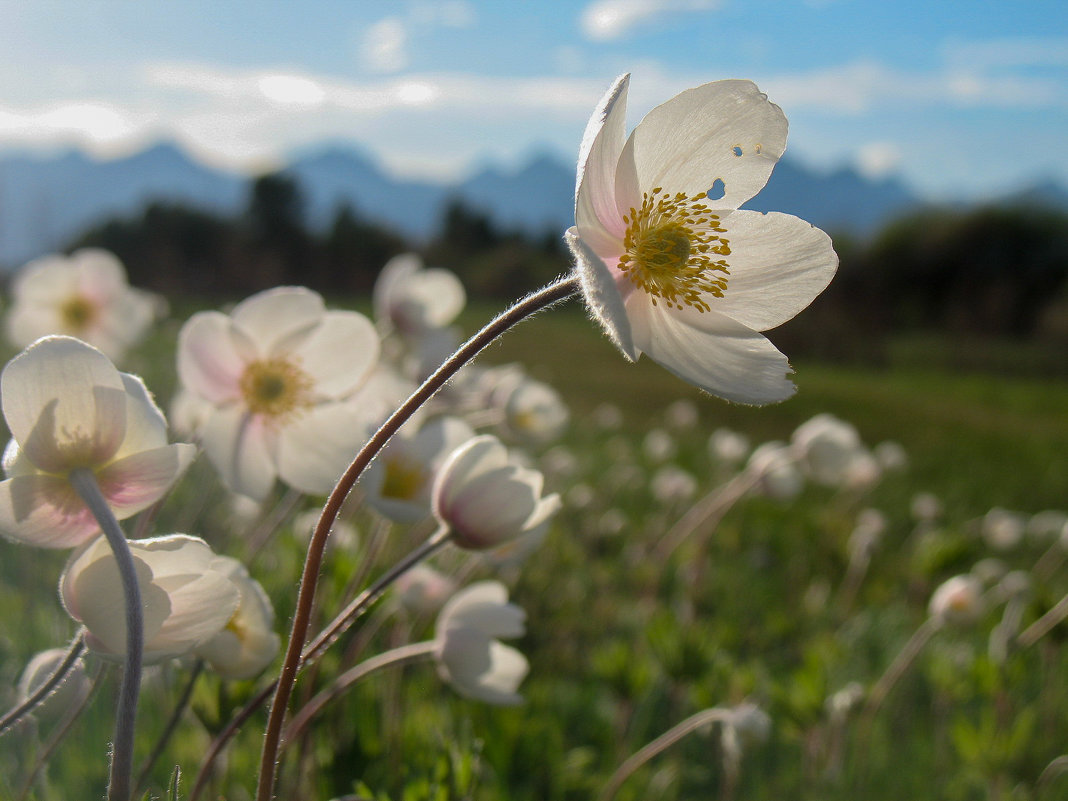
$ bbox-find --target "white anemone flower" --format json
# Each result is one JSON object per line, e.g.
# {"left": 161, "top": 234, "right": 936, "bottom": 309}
{"left": 6, "top": 249, "right": 160, "bottom": 363}
{"left": 434, "top": 580, "right": 529, "bottom": 705}
{"left": 17, "top": 647, "right": 91, "bottom": 720}
{"left": 177, "top": 286, "right": 380, "bottom": 501}
{"left": 566, "top": 75, "right": 838, "bottom": 404}
{"left": 0, "top": 337, "right": 196, "bottom": 548}
{"left": 60, "top": 534, "right": 240, "bottom": 664}
{"left": 362, "top": 415, "right": 475, "bottom": 523}
{"left": 499, "top": 376, "right": 570, "bottom": 444}
{"left": 194, "top": 556, "right": 280, "bottom": 680}
{"left": 393, "top": 563, "right": 457, "bottom": 615}
{"left": 791, "top": 413, "right": 873, "bottom": 487}
{"left": 373, "top": 253, "right": 466, "bottom": 337}
{"left": 432, "top": 434, "right": 561, "bottom": 551}
{"left": 929, "top": 574, "right": 985, "bottom": 626}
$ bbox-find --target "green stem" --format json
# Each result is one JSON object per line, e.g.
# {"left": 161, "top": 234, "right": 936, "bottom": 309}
{"left": 254, "top": 275, "right": 578, "bottom": 801}
{"left": 69, "top": 468, "right": 143, "bottom": 801}
{"left": 134, "top": 660, "right": 205, "bottom": 797}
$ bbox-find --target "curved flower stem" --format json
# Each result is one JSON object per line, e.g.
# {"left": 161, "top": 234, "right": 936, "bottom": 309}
{"left": 255, "top": 275, "right": 578, "bottom": 801}
{"left": 69, "top": 467, "right": 143, "bottom": 801}
{"left": 283, "top": 641, "right": 437, "bottom": 748}
{"left": 598, "top": 707, "right": 731, "bottom": 801}
{"left": 861, "top": 616, "right": 940, "bottom": 723}
{"left": 1018, "top": 590, "right": 1068, "bottom": 648}
{"left": 0, "top": 629, "right": 86, "bottom": 736}
{"left": 654, "top": 468, "right": 761, "bottom": 560}
{"left": 134, "top": 660, "right": 205, "bottom": 797}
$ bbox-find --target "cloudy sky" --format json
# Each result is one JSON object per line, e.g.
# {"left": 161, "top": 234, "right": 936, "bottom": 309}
{"left": 1, "top": 0, "right": 1065, "bottom": 200}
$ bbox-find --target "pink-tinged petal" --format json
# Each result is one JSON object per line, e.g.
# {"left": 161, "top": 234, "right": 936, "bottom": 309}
{"left": 72, "top": 249, "right": 128, "bottom": 299}
{"left": 575, "top": 74, "right": 631, "bottom": 240}
{"left": 628, "top": 79, "right": 788, "bottom": 211}
{"left": 283, "top": 311, "right": 379, "bottom": 398}
{"left": 177, "top": 311, "right": 248, "bottom": 404}
{"left": 1, "top": 337, "right": 127, "bottom": 472}
{"left": 95, "top": 443, "right": 197, "bottom": 518}
{"left": 231, "top": 287, "right": 325, "bottom": 352}
{"left": 274, "top": 402, "right": 372, "bottom": 496}
{"left": 373, "top": 253, "right": 421, "bottom": 326}
{"left": 627, "top": 299, "right": 796, "bottom": 405}
{"left": 707, "top": 210, "right": 838, "bottom": 332}
{"left": 0, "top": 474, "right": 100, "bottom": 548}
{"left": 566, "top": 228, "right": 637, "bottom": 360}
{"left": 433, "top": 435, "right": 507, "bottom": 513}
{"left": 201, "top": 407, "right": 277, "bottom": 501}
{"left": 114, "top": 374, "right": 168, "bottom": 457}
{"left": 9, "top": 255, "right": 80, "bottom": 303}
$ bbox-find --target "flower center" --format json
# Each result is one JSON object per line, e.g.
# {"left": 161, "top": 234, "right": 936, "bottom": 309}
{"left": 239, "top": 357, "right": 313, "bottom": 420}
{"left": 618, "top": 188, "right": 731, "bottom": 312}
{"left": 60, "top": 295, "right": 97, "bottom": 330}
{"left": 380, "top": 454, "right": 426, "bottom": 501}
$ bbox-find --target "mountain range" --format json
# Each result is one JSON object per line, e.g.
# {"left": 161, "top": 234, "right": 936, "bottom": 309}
{"left": 0, "top": 141, "right": 1062, "bottom": 270}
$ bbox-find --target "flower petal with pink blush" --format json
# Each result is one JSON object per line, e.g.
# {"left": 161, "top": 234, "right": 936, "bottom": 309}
{"left": 177, "top": 311, "right": 249, "bottom": 405}
{"left": 274, "top": 402, "right": 373, "bottom": 496}
{"left": 73, "top": 249, "right": 128, "bottom": 298}
{"left": 1, "top": 337, "right": 127, "bottom": 473}
{"left": 705, "top": 211, "right": 838, "bottom": 332}
{"left": 626, "top": 79, "right": 787, "bottom": 211}
{"left": 575, "top": 73, "right": 631, "bottom": 244}
{"left": 201, "top": 406, "right": 277, "bottom": 501}
{"left": 281, "top": 311, "right": 379, "bottom": 398}
{"left": 566, "top": 228, "right": 636, "bottom": 359}
{"left": 113, "top": 374, "right": 168, "bottom": 457}
{"left": 626, "top": 299, "right": 795, "bottom": 405}
{"left": 0, "top": 474, "right": 101, "bottom": 548}
{"left": 230, "top": 286, "right": 325, "bottom": 351}
{"left": 95, "top": 443, "right": 197, "bottom": 518}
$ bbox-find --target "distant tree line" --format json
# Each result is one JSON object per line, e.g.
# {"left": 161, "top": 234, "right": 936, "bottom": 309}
{"left": 69, "top": 171, "right": 1068, "bottom": 352}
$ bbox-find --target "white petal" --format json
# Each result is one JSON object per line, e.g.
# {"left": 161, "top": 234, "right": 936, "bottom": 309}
{"left": 710, "top": 211, "right": 838, "bottom": 331}
{"left": 373, "top": 253, "right": 421, "bottom": 326}
{"left": 566, "top": 228, "right": 636, "bottom": 360}
{"left": 72, "top": 249, "right": 128, "bottom": 296}
{"left": 283, "top": 311, "right": 379, "bottom": 398}
{"left": 201, "top": 407, "right": 277, "bottom": 501}
{"left": 0, "top": 474, "right": 100, "bottom": 548}
{"left": 433, "top": 435, "right": 508, "bottom": 512}
{"left": 437, "top": 581, "right": 525, "bottom": 639}
{"left": 275, "top": 402, "right": 371, "bottom": 496}
{"left": 177, "top": 312, "right": 248, "bottom": 404}
{"left": 628, "top": 79, "right": 788, "bottom": 211}
{"left": 575, "top": 74, "right": 631, "bottom": 241}
{"left": 448, "top": 467, "right": 541, "bottom": 547}
{"left": 10, "top": 254, "right": 79, "bottom": 302}
{"left": 95, "top": 444, "right": 197, "bottom": 518}
{"left": 113, "top": 374, "right": 168, "bottom": 457}
{"left": 231, "top": 287, "right": 324, "bottom": 351}
{"left": 475, "top": 640, "right": 528, "bottom": 705}
{"left": 148, "top": 571, "right": 239, "bottom": 661}
{"left": 627, "top": 299, "right": 796, "bottom": 405}
{"left": 1, "top": 337, "right": 127, "bottom": 472}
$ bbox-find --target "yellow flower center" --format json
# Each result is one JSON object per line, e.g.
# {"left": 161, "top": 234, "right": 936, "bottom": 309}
{"left": 380, "top": 454, "right": 426, "bottom": 501}
{"left": 60, "top": 294, "right": 97, "bottom": 331}
{"left": 618, "top": 188, "right": 731, "bottom": 312}
{"left": 239, "top": 357, "right": 313, "bottom": 421}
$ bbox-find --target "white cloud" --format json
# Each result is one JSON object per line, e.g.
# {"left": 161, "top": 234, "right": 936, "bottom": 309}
{"left": 855, "top": 141, "right": 901, "bottom": 179}
{"left": 0, "top": 101, "right": 153, "bottom": 156}
{"left": 362, "top": 17, "right": 409, "bottom": 74}
{"left": 943, "top": 36, "right": 1068, "bottom": 70}
{"left": 580, "top": 0, "right": 722, "bottom": 42}
{"left": 409, "top": 1, "right": 477, "bottom": 28}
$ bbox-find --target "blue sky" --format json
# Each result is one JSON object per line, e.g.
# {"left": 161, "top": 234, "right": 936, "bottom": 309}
{"left": 1, "top": 0, "right": 1065, "bottom": 200}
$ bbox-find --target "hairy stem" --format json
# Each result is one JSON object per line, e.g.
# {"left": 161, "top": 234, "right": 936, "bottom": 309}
{"left": 0, "top": 630, "right": 86, "bottom": 736}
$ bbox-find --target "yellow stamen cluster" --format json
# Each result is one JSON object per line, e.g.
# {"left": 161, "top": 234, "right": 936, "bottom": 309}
{"left": 239, "top": 357, "right": 313, "bottom": 421}
{"left": 618, "top": 188, "right": 731, "bottom": 312}
{"left": 60, "top": 294, "right": 97, "bottom": 331}
{"left": 380, "top": 454, "right": 426, "bottom": 501}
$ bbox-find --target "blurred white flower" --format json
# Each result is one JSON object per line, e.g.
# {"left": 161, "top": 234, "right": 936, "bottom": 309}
{"left": 17, "top": 647, "right": 91, "bottom": 719}
{"left": 849, "top": 508, "right": 887, "bottom": 561}
{"left": 6, "top": 248, "right": 160, "bottom": 362}
{"left": 791, "top": 413, "right": 874, "bottom": 487}
{"left": 708, "top": 427, "right": 750, "bottom": 465}
{"left": 500, "top": 377, "right": 570, "bottom": 444}
{"left": 642, "top": 428, "right": 676, "bottom": 463}
{"left": 567, "top": 75, "right": 837, "bottom": 404}
{"left": 981, "top": 507, "right": 1027, "bottom": 551}
{"left": 746, "top": 441, "right": 802, "bottom": 501}
{"left": 929, "top": 574, "right": 984, "bottom": 626}
{"left": 592, "top": 402, "right": 624, "bottom": 430}
{"left": 434, "top": 580, "right": 528, "bottom": 705}
{"left": 177, "top": 287, "right": 380, "bottom": 500}
{"left": 911, "top": 492, "right": 943, "bottom": 523}
{"left": 292, "top": 509, "right": 359, "bottom": 551}
{"left": 825, "top": 682, "right": 865, "bottom": 723}
{"left": 1027, "top": 509, "right": 1067, "bottom": 541}
{"left": 432, "top": 434, "right": 561, "bottom": 550}
{"left": 971, "top": 557, "right": 1008, "bottom": 585}
{"left": 393, "top": 563, "right": 457, "bottom": 615}
{"left": 0, "top": 337, "right": 195, "bottom": 548}
{"left": 873, "top": 440, "right": 908, "bottom": 471}
{"left": 194, "top": 557, "right": 280, "bottom": 679}
{"left": 664, "top": 398, "right": 699, "bottom": 430}
{"left": 373, "top": 253, "right": 466, "bottom": 337}
{"left": 362, "top": 415, "right": 475, "bottom": 523}
{"left": 60, "top": 534, "right": 240, "bottom": 663}
{"left": 651, "top": 464, "right": 698, "bottom": 504}
{"left": 724, "top": 701, "right": 771, "bottom": 744}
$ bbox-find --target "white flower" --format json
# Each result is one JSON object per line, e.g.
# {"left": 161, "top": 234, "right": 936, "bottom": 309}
{"left": 361, "top": 415, "right": 476, "bottom": 523}
{"left": 928, "top": 574, "right": 984, "bottom": 626}
{"left": 373, "top": 253, "right": 466, "bottom": 337}
{"left": 432, "top": 434, "right": 561, "bottom": 551}
{"left": 194, "top": 557, "right": 280, "bottom": 679}
{"left": 393, "top": 563, "right": 457, "bottom": 615}
{"left": 177, "top": 287, "right": 380, "bottom": 501}
{"left": 0, "top": 337, "right": 195, "bottom": 548}
{"left": 981, "top": 507, "right": 1026, "bottom": 551}
{"left": 17, "top": 647, "right": 91, "bottom": 719}
{"left": 60, "top": 534, "right": 240, "bottom": 663}
{"left": 746, "top": 441, "right": 802, "bottom": 501}
{"left": 6, "top": 249, "right": 160, "bottom": 362}
{"left": 567, "top": 75, "right": 837, "bottom": 404}
{"left": 499, "top": 376, "right": 570, "bottom": 444}
{"left": 708, "top": 427, "right": 750, "bottom": 465}
{"left": 434, "top": 581, "right": 528, "bottom": 705}
{"left": 791, "top": 413, "right": 871, "bottom": 487}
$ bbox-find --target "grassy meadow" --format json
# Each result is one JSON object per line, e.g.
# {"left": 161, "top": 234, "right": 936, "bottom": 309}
{"left": 1, "top": 295, "right": 1067, "bottom": 801}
